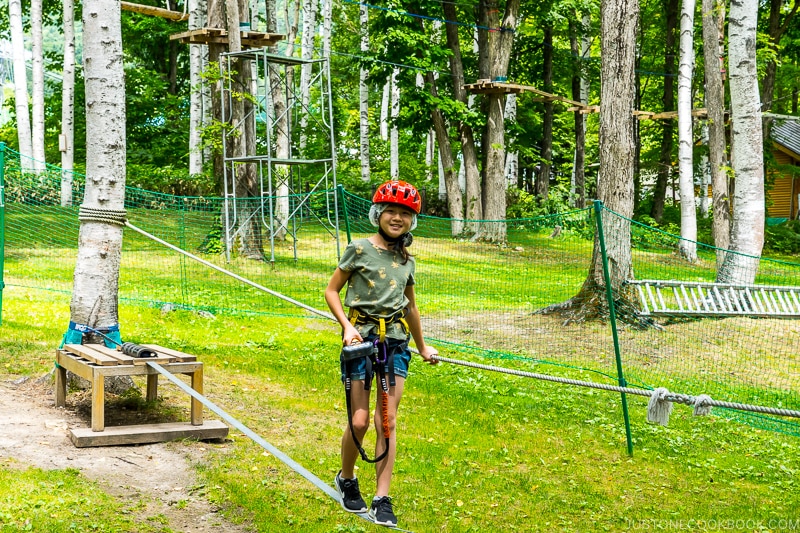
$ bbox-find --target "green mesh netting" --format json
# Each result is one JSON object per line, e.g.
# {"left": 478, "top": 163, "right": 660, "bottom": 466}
{"left": 2, "top": 146, "right": 798, "bottom": 437}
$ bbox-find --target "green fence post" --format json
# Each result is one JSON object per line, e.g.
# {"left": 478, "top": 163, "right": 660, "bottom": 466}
{"left": 593, "top": 200, "right": 634, "bottom": 456}
{"left": 0, "top": 142, "right": 5, "bottom": 326}
{"left": 338, "top": 184, "right": 352, "bottom": 244}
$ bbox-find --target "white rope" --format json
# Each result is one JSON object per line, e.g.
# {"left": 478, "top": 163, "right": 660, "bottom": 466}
{"left": 430, "top": 355, "right": 800, "bottom": 421}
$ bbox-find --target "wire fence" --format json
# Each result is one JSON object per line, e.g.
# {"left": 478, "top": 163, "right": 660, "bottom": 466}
{"left": 2, "top": 145, "right": 799, "bottom": 439}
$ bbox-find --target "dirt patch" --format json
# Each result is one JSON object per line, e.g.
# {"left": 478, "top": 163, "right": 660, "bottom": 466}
{"left": 0, "top": 376, "right": 252, "bottom": 533}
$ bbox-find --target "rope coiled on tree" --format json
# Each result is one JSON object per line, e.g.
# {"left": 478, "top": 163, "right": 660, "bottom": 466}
{"left": 78, "top": 206, "right": 127, "bottom": 226}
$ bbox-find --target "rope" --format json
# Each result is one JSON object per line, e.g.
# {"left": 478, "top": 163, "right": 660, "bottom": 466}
{"left": 429, "top": 355, "right": 800, "bottom": 421}
{"left": 78, "top": 206, "right": 127, "bottom": 226}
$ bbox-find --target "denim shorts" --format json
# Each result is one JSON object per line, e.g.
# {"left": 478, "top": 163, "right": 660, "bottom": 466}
{"left": 340, "top": 336, "right": 411, "bottom": 382}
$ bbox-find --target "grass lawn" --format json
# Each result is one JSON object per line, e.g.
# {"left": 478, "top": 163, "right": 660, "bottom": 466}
{"left": 1, "top": 287, "right": 798, "bottom": 532}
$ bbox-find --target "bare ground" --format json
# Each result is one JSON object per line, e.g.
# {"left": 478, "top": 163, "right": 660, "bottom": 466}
{"left": 0, "top": 376, "right": 252, "bottom": 533}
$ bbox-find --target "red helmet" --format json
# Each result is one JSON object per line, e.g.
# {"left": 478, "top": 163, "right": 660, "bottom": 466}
{"left": 372, "top": 180, "right": 422, "bottom": 214}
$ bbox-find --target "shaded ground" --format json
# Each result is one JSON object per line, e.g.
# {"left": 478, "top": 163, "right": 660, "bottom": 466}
{"left": 0, "top": 376, "right": 251, "bottom": 533}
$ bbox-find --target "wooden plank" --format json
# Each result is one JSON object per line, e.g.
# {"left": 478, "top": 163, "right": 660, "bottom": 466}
{"left": 141, "top": 344, "right": 197, "bottom": 362}
{"left": 121, "top": 1, "right": 188, "bottom": 21}
{"left": 64, "top": 344, "right": 120, "bottom": 366}
{"left": 69, "top": 420, "right": 229, "bottom": 448}
{"left": 85, "top": 343, "right": 175, "bottom": 365}
{"left": 83, "top": 343, "right": 138, "bottom": 365}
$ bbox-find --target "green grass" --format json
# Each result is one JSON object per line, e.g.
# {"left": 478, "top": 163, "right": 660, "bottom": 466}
{"left": 0, "top": 466, "right": 156, "bottom": 532}
{"left": 1, "top": 289, "right": 799, "bottom": 532}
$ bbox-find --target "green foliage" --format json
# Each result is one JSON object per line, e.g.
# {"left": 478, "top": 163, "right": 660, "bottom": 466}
{"left": 765, "top": 220, "right": 800, "bottom": 255}
{"left": 127, "top": 163, "right": 215, "bottom": 197}
{"left": 0, "top": 467, "right": 143, "bottom": 532}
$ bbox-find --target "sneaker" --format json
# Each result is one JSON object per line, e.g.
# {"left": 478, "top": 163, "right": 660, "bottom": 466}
{"left": 369, "top": 496, "right": 397, "bottom": 527}
{"left": 334, "top": 471, "right": 367, "bottom": 513}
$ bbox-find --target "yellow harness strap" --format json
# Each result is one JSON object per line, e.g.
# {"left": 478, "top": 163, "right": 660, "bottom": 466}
{"left": 348, "top": 309, "right": 407, "bottom": 343}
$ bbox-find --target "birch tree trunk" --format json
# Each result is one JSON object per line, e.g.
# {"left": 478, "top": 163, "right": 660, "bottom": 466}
{"left": 31, "top": 0, "right": 46, "bottom": 173}
{"left": 359, "top": 4, "right": 370, "bottom": 182}
{"left": 390, "top": 68, "right": 399, "bottom": 179}
{"left": 9, "top": 0, "right": 33, "bottom": 170}
{"left": 321, "top": 0, "right": 332, "bottom": 58}
{"left": 478, "top": 0, "right": 520, "bottom": 242}
{"left": 503, "top": 93, "right": 518, "bottom": 186}
{"left": 380, "top": 78, "right": 390, "bottom": 141}
{"left": 61, "top": 0, "right": 76, "bottom": 206}
{"left": 70, "top": 0, "right": 126, "bottom": 338}
{"left": 702, "top": 0, "right": 729, "bottom": 269}
{"left": 268, "top": 0, "right": 298, "bottom": 240}
{"left": 299, "top": 0, "right": 317, "bottom": 153}
{"left": 677, "top": 0, "right": 698, "bottom": 262}
{"left": 717, "top": 0, "right": 764, "bottom": 284}
{"left": 188, "top": 0, "right": 205, "bottom": 176}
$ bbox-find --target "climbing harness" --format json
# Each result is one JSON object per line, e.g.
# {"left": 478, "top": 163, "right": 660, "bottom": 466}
{"left": 341, "top": 308, "right": 408, "bottom": 463}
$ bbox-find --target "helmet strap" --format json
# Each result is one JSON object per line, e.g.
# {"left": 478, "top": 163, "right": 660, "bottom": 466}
{"left": 378, "top": 227, "right": 413, "bottom": 250}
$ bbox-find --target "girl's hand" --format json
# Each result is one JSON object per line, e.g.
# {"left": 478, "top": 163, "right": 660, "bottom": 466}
{"left": 419, "top": 346, "right": 439, "bottom": 365}
{"left": 342, "top": 325, "right": 363, "bottom": 347}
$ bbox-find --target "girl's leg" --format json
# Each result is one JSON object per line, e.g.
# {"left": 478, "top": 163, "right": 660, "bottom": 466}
{"left": 341, "top": 380, "right": 371, "bottom": 478}
{"left": 374, "top": 376, "right": 405, "bottom": 497}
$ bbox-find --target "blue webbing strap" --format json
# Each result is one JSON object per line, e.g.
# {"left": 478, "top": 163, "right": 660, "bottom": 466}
{"left": 146, "top": 361, "right": 414, "bottom": 532}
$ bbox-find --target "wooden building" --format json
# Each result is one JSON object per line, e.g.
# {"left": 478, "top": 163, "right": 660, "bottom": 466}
{"left": 768, "top": 120, "right": 800, "bottom": 220}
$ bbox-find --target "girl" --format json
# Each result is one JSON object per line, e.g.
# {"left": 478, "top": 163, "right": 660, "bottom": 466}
{"left": 325, "top": 180, "right": 438, "bottom": 527}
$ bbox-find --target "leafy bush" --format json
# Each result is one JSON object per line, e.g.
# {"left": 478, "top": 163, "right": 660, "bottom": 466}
{"left": 765, "top": 220, "right": 800, "bottom": 255}
{"left": 127, "top": 164, "right": 215, "bottom": 197}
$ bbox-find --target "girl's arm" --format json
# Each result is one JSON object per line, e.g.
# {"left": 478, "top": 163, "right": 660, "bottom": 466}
{"left": 325, "top": 267, "right": 362, "bottom": 346}
{"left": 404, "top": 284, "right": 438, "bottom": 364}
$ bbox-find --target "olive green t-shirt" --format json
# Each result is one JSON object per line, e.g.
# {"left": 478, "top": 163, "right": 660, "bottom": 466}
{"left": 338, "top": 238, "right": 415, "bottom": 340}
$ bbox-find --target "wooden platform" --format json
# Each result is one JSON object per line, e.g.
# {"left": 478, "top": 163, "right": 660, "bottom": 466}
{"left": 55, "top": 343, "right": 229, "bottom": 446}
{"left": 170, "top": 27, "right": 284, "bottom": 49}
{"left": 70, "top": 420, "right": 229, "bottom": 448}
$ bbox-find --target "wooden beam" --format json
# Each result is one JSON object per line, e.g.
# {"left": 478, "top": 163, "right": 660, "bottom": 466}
{"left": 463, "top": 80, "right": 588, "bottom": 108}
{"left": 69, "top": 420, "right": 229, "bottom": 448}
{"left": 121, "top": 1, "right": 188, "bottom": 21}
{"left": 170, "top": 27, "right": 285, "bottom": 49}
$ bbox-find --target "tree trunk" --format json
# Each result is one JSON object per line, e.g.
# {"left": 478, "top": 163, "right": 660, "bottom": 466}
{"left": 61, "top": 0, "right": 76, "bottom": 207}
{"left": 71, "top": 0, "right": 126, "bottom": 338}
{"left": 426, "top": 72, "right": 464, "bottom": 236}
{"left": 359, "top": 4, "right": 370, "bottom": 182}
{"left": 380, "top": 77, "right": 390, "bottom": 141}
{"left": 390, "top": 69, "right": 400, "bottom": 179}
{"left": 443, "top": 0, "right": 481, "bottom": 230}
{"left": 702, "top": 0, "right": 729, "bottom": 268}
{"left": 717, "top": 0, "right": 764, "bottom": 284}
{"left": 650, "top": 0, "right": 679, "bottom": 223}
{"left": 504, "top": 93, "right": 518, "bottom": 187}
{"left": 677, "top": 0, "right": 698, "bottom": 262}
{"left": 537, "top": 25, "right": 554, "bottom": 204}
{"left": 477, "top": 0, "right": 520, "bottom": 242}
{"left": 569, "top": 16, "right": 587, "bottom": 209}
{"left": 299, "top": 0, "right": 317, "bottom": 153}
{"left": 31, "top": 0, "right": 46, "bottom": 173}
{"left": 321, "top": 0, "right": 332, "bottom": 58}
{"left": 9, "top": 0, "right": 33, "bottom": 170}
{"left": 188, "top": 0, "right": 205, "bottom": 176}
{"left": 208, "top": 0, "right": 225, "bottom": 194}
